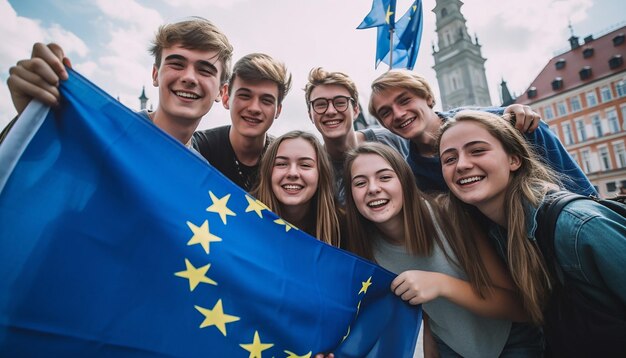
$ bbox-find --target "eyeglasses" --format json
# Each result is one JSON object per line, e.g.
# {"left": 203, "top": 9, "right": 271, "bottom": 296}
{"left": 309, "top": 95, "right": 354, "bottom": 115}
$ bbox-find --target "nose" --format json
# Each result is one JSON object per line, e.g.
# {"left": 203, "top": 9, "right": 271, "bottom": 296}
{"left": 180, "top": 66, "right": 197, "bottom": 87}
{"left": 391, "top": 104, "right": 405, "bottom": 121}
{"left": 456, "top": 153, "right": 472, "bottom": 172}
{"left": 247, "top": 96, "right": 262, "bottom": 114}
{"left": 325, "top": 100, "right": 338, "bottom": 116}
{"left": 367, "top": 181, "right": 381, "bottom": 195}
{"left": 286, "top": 163, "right": 299, "bottom": 178}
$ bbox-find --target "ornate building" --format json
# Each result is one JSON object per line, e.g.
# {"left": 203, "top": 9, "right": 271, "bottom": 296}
{"left": 516, "top": 25, "right": 626, "bottom": 197}
{"left": 432, "top": 0, "right": 491, "bottom": 109}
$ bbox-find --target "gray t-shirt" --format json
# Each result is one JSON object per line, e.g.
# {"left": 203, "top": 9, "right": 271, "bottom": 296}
{"left": 373, "top": 204, "right": 511, "bottom": 358}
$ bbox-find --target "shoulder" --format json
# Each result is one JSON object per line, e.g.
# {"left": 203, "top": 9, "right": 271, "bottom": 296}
{"left": 555, "top": 198, "right": 626, "bottom": 240}
{"left": 193, "top": 125, "right": 230, "bottom": 142}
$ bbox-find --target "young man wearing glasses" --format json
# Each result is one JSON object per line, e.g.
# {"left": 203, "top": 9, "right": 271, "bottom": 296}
{"left": 304, "top": 67, "right": 408, "bottom": 205}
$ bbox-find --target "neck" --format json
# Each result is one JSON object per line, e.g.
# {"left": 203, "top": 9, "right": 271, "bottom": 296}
{"left": 282, "top": 202, "right": 311, "bottom": 230}
{"left": 478, "top": 198, "right": 507, "bottom": 228}
{"left": 151, "top": 109, "right": 198, "bottom": 145}
{"left": 229, "top": 128, "right": 267, "bottom": 166}
{"left": 410, "top": 111, "right": 442, "bottom": 157}
{"left": 323, "top": 131, "right": 359, "bottom": 161}
{"left": 376, "top": 217, "right": 405, "bottom": 245}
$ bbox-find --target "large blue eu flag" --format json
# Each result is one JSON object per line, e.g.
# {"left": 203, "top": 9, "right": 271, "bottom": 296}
{"left": 0, "top": 69, "right": 421, "bottom": 357}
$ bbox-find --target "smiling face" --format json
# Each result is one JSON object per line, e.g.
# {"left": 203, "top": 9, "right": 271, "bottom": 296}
{"left": 370, "top": 87, "right": 435, "bottom": 141}
{"left": 271, "top": 137, "right": 319, "bottom": 211}
{"left": 439, "top": 120, "right": 521, "bottom": 218}
{"left": 350, "top": 153, "right": 404, "bottom": 232}
{"left": 223, "top": 76, "right": 282, "bottom": 140}
{"left": 308, "top": 84, "right": 359, "bottom": 140}
{"left": 151, "top": 44, "right": 224, "bottom": 123}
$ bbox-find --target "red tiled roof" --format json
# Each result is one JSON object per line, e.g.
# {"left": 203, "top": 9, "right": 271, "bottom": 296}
{"left": 516, "top": 26, "right": 626, "bottom": 104}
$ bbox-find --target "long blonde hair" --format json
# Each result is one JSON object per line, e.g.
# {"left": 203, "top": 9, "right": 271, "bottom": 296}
{"left": 343, "top": 143, "right": 494, "bottom": 297}
{"left": 438, "top": 110, "right": 561, "bottom": 323}
{"left": 252, "top": 130, "right": 341, "bottom": 247}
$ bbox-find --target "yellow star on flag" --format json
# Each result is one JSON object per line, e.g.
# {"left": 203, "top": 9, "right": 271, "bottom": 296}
{"left": 385, "top": 5, "right": 394, "bottom": 24}
{"left": 274, "top": 218, "right": 297, "bottom": 232}
{"left": 284, "top": 350, "right": 312, "bottom": 358}
{"left": 195, "top": 299, "right": 240, "bottom": 336}
{"left": 186, "top": 220, "right": 222, "bottom": 254}
{"left": 240, "top": 330, "right": 274, "bottom": 358}
{"left": 174, "top": 258, "right": 217, "bottom": 291}
{"left": 206, "top": 191, "right": 236, "bottom": 224}
{"left": 359, "top": 276, "right": 372, "bottom": 295}
{"left": 245, "top": 195, "right": 269, "bottom": 218}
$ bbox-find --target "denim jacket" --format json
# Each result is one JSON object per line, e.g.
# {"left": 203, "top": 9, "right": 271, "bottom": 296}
{"left": 488, "top": 193, "right": 626, "bottom": 314}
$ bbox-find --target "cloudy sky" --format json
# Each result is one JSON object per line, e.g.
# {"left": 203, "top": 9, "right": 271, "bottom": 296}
{"left": 1, "top": 0, "right": 624, "bottom": 136}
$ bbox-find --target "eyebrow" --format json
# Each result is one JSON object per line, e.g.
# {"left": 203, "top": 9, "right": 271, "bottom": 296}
{"left": 440, "top": 140, "right": 490, "bottom": 156}
{"left": 275, "top": 155, "right": 316, "bottom": 162}
{"left": 235, "top": 87, "right": 278, "bottom": 101}
{"left": 376, "top": 91, "right": 408, "bottom": 113}
{"left": 163, "top": 54, "right": 219, "bottom": 74}
{"left": 351, "top": 168, "right": 394, "bottom": 181}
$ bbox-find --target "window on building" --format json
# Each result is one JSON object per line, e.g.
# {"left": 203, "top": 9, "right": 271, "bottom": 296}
{"left": 617, "top": 80, "right": 626, "bottom": 97}
{"left": 552, "top": 77, "right": 563, "bottom": 90}
{"left": 599, "top": 147, "right": 611, "bottom": 171}
{"left": 591, "top": 115, "right": 603, "bottom": 137}
{"left": 576, "top": 119, "right": 587, "bottom": 141}
{"left": 606, "top": 182, "right": 617, "bottom": 192}
{"left": 581, "top": 149, "right": 592, "bottom": 173}
{"left": 441, "top": 8, "right": 448, "bottom": 17}
{"left": 555, "top": 59, "right": 566, "bottom": 70}
{"left": 610, "top": 55, "right": 624, "bottom": 69}
{"left": 582, "top": 48, "right": 594, "bottom": 58}
{"left": 562, "top": 122, "right": 574, "bottom": 145}
{"left": 601, "top": 86, "right": 613, "bottom": 102}
{"left": 614, "top": 34, "right": 625, "bottom": 46}
{"left": 544, "top": 106, "right": 554, "bottom": 120}
{"left": 570, "top": 95, "right": 582, "bottom": 111}
{"left": 579, "top": 66, "right": 592, "bottom": 80}
{"left": 614, "top": 142, "right": 626, "bottom": 168}
{"left": 622, "top": 106, "right": 626, "bottom": 130}
{"left": 607, "top": 109, "right": 620, "bottom": 133}
{"left": 586, "top": 91, "right": 598, "bottom": 107}
{"left": 527, "top": 87, "right": 537, "bottom": 99}
{"left": 556, "top": 101, "right": 567, "bottom": 116}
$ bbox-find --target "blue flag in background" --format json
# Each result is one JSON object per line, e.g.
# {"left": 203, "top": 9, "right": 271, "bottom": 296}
{"left": 380, "top": 0, "right": 424, "bottom": 70}
{"left": 357, "top": 0, "right": 396, "bottom": 29}
{"left": 0, "top": 69, "right": 421, "bottom": 357}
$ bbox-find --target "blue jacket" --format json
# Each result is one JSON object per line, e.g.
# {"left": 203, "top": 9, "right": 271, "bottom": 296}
{"left": 488, "top": 194, "right": 626, "bottom": 314}
{"left": 406, "top": 108, "right": 598, "bottom": 196}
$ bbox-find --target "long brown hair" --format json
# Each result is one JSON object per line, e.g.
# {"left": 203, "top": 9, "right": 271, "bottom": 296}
{"left": 343, "top": 143, "right": 496, "bottom": 297}
{"left": 252, "top": 130, "right": 341, "bottom": 247}
{"left": 438, "top": 110, "right": 561, "bottom": 323}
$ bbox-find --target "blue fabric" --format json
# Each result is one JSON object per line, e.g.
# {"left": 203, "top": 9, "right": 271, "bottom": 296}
{"left": 0, "top": 69, "right": 421, "bottom": 357}
{"left": 379, "top": 0, "right": 424, "bottom": 70}
{"left": 357, "top": 0, "right": 396, "bottom": 29}
{"left": 406, "top": 108, "right": 598, "bottom": 196}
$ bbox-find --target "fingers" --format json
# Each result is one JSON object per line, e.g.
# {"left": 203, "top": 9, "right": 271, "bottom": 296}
{"left": 32, "top": 42, "right": 69, "bottom": 80}
{"left": 504, "top": 104, "right": 541, "bottom": 133}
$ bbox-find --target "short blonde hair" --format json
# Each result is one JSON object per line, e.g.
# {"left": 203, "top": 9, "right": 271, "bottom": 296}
{"left": 304, "top": 67, "right": 359, "bottom": 106}
{"left": 149, "top": 17, "right": 233, "bottom": 85}
{"left": 228, "top": 53, "right": 292, "bottom": 105}
{"left": 368, "top": 69, "right": 435, "bottom": 120}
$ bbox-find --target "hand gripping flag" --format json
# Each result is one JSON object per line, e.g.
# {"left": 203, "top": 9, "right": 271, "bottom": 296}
{"left": 0, "top": 69, "right": 421, "bottom": 357}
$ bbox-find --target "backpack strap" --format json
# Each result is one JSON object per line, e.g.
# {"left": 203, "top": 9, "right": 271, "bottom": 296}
{"left": 535, "top": 191, "right": 587, "bottom": 285}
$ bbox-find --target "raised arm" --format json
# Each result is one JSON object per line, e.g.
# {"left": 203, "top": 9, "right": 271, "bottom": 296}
{"left": 7, "top": 42, "right": 71, "bottom": 115}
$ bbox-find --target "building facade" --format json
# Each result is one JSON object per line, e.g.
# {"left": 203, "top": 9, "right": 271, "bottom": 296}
{"left": 432, "top": 0, "right": 492, "bottom": 109}
{"left": 516, "top": 26, "right": 626, "bottom": 197}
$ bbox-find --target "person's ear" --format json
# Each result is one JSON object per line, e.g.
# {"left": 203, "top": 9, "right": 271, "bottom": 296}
{"left": 217, "top": 83, "right": 227, "bottom": 103}
{"left": 509, "top": 155, "right": 522, "bottom": 172}
{"left": 274, "top": 103, "right": 282, "bottom": 119}
{"left": 151, "top": 65, "right": 159, "bottom": 87}
{"left": 222, "top": 86, "right": 230, "bottom": 109}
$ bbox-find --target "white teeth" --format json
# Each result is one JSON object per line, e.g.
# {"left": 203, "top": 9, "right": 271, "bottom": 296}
{"left": 282, "top": 184, "right": 303, "bottom": 191}
{"left": 399, "top": 118, "right": 414, "bottom": 128}
{"left": 175, "top": 91, "right": 199, "bottom": 99}
{"left": 459, "top": 176, "right": 483, "bottom": 185}
{"left": 325, "top": 120, "right": 341, "bottom": 126}
{"left": 367, "top": 199, "right": 388, "bottom": 207}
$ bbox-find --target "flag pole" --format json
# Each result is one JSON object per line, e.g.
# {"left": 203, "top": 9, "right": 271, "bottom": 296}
{"left": 388, "top": 27, "right": 394, "bottom": 71}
